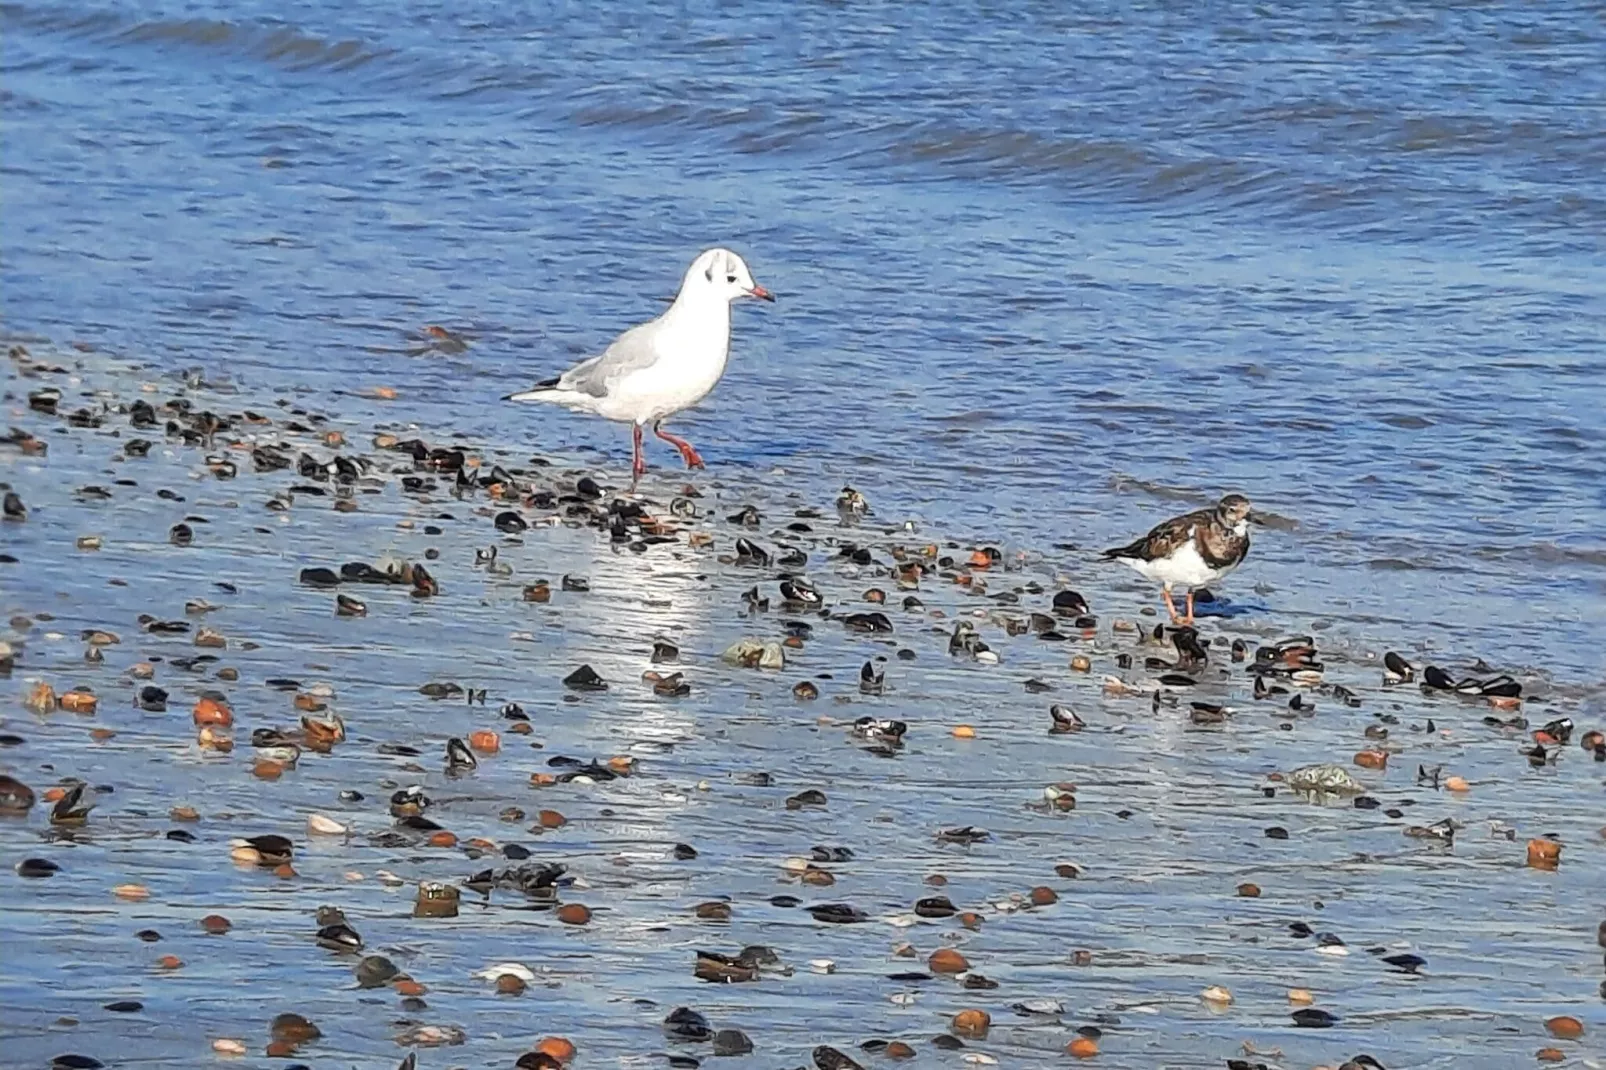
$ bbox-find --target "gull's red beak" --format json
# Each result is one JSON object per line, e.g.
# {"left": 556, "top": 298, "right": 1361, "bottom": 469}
{"left": 746, "top": 284, "right": 775, "bottom": 302}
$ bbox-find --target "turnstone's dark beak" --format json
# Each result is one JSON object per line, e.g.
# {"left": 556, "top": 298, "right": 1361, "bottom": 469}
{"left": 1247, "top": 512, "right": 1267, "bottom": 526}
{"left": 746, "top": 284, "right": 775, "bottom": 302}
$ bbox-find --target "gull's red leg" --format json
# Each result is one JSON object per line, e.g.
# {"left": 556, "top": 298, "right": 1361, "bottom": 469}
{"left": 632, "top": 423, "right": 646, "bottom": 480}
{"left": 653, "top": 421, "right": 704, "bottom": 470}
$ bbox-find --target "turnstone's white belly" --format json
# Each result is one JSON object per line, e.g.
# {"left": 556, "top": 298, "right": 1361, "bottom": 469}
{"left": 1126, "top": 539, "right": 1230, "bottom": 588}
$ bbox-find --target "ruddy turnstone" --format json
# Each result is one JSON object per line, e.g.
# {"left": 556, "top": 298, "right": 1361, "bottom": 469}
{"left": 1102, "top": 494, "right": 1260, "bottom": 624}
{"left": 503, "top": 248, "right": 773, "bottom": 482}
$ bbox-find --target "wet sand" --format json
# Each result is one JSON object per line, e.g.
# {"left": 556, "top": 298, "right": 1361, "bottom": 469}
{"left": 1, "top": 341, "right": 1602, "bottom": 1070}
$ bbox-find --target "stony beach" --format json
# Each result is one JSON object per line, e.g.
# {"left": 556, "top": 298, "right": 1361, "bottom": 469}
{"left": 2, "top": 339, "right": 1602, "bottom": 1070}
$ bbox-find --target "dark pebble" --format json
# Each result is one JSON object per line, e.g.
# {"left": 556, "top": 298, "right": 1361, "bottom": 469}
{"left": 563, "top": 664, "right": 608, "bottom": 692}
{"left": 354, "top": 954, "right": 400, "bottom": 988}
{"left": 1265, "top": 826, "right": 1290, "bottom": 840}
{"left": 16, "top": 857, "right": 60, "bottom": 878}
{"left": 1292, "top": 1008, "right": 1338, "bottom": 1028}
{"left": 711, "top": 1029, "right": 753, "bottom": 1056}
{"left": 813, "top": 1045, "right": 865, "bottom": 1070}
{"left": 103, "top": 1001, "right": 143, "bottom": 1013}
{"left": 663, "top": 1006, "right": 713, "bottom": 1041}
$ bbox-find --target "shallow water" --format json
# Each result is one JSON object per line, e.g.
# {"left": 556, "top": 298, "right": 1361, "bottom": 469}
{"left": 1, "top": 350, "right": 1603, "bottom": 1069}
{"left": 4, "top": 0, "right": 1606, "bottom": 685}
{"left": 2, "top": 0, "right": 1605, "bottom": 1065}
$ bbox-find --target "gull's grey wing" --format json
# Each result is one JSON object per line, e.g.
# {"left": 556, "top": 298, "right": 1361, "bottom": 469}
{"left": 556, "top": 319, "right": 666, "bottom": 398}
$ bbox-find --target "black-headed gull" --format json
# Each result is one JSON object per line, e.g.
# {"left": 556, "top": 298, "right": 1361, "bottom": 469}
{"left": 1102, "top": 494, "right": 1262, "bottom": 624}
{"left": 504, "top": 248, "right": 773, "bottom": 480}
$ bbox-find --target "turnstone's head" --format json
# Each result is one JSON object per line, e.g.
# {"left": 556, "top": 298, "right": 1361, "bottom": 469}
{"left": 1215, "top": 494, "right": 1253, "bottom": 525}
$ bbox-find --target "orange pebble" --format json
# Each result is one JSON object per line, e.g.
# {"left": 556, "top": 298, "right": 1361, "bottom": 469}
{"left": 530, "top": 772, "right": 557, "bottom": 787}
{"left": 468, "top": 729, "right": 500, "bottom": 753}
{"left": 1444, "top": 776, "right": 1471, "bottom": 792}
{"left": 556, "top": 903, "right": 591, "bottom": 925}
{"left": 957, "top": 911, "right": 983, "bottom": 929}
{"left": 89, "top": 728, "right": 116, "bottom": 741}
{"left": 606, "top": 756, "right": 636, "bottom": 775}
{"left": 43, "top": 787, "right": 66, "bottom": 803}
{"left": 393, "top": 979, "right": 426, "bottom": 997}
{"left": 952, "top": 725, "right": 976, "bottom": 739}
{"left": 1527, "top": 838, "right": 1561, "bottom": 869}
{"left": 253, "top": 759, "right": 283, "bottom": 780}
{"left": 156, "top": 954, "right": 183, "bottom": 970}
{"left": 885, "top": 1042, "right": 915, "bottom": 1059}
{"left": 1236, "top": 882, "right": 1261, "bottom": 898}
{"left": 1488, "top": 694, "right": 1521, "bottom": 710}
{"left": 967, "top": 550, "right": 993, "bottom": 569}
{"left": 1066, "top": 1036, "right": 1099, "bottom": 1058}
{"left": 427, "top": 830, "right": 458, "bottom": 848}
{"left": 950, "top": 1009, "right": 990, "bottom": 1037}
{"left": 509, "top": 722, "right": 534, "bottom": 736}
{"left": 538, "top": 809, "right": 567, "bottom": 829}
{"left": 1353, "top": 749, "right": 1388, "bottom": 769}
{"left": 273, "top": 862, "right": 297, "bottom": 879}
{"left": 200, "top": 914, "right": 232, "bottom": 935}
{"left": 192, "top": 696, "right": 232, "bottom": 726}
{"left": 1544, "top": 1015, "right": 1584, "bottom": 1040}
{"left": 264, "top": 1040, "right": 299, "bottom": 1058}
{"left": 1537, "top": 1048, "right": 1565, "bottom": 1063}
{"left": 59, "top": 690, "right": 99, "bottom": 714}
{"left": 1029, "top": 886, "right": 1058, "bottom": 905}
{"left": 928, "top": 948, "right": 969, "bottom": 974}
{"left": 534, "top": 1037, "right": 576, "bottom": 1064}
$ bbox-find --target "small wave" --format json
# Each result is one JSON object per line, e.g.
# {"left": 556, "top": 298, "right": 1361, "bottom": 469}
{"left": 3, "top": 2, "right": 395, "bottom": 75}
{"left": 1473, "top": 542, "right": 1606, "bottom": 569}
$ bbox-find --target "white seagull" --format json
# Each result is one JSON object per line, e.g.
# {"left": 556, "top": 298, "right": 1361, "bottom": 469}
{"left": 503, "top": 248, "right": 773, "bottom": 480}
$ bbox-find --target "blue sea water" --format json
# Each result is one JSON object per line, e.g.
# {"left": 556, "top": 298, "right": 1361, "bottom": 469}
{"left": 6, "top": 1, "right": 1605, "bottom": 684}
{"left": 6, "top": 1, "right": 1606, "bottom": 632}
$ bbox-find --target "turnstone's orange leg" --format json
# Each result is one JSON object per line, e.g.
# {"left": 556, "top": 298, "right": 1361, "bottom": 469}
{"left": 1182, "top": 590, "right": 1196, "bottom": 627}
{"left": 653, "top": 421, "right": 704, "bottom": 470}
{"left": 1162, "top": 585, "right": 1184, "bottom": 624}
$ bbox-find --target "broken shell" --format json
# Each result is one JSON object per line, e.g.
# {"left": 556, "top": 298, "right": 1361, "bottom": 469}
{"left": 307, "top": 814, "right": 347, "bottom": 836}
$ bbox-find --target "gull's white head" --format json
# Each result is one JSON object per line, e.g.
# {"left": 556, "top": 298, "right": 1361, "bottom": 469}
{"left": 680, "top": 248, "right": 774, "bottom": 305}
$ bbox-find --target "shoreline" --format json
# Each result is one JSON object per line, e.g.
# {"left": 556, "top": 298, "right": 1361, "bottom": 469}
{"left": 2, "top": 338, "right": 1603, "bottom": 1068}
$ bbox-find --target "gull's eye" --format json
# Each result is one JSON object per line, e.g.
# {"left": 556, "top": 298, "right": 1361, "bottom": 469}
{"left": 726, "top": 274, "right": 737, "bottom": 284}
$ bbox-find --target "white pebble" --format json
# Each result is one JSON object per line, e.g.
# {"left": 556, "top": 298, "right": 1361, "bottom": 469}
{"left": 307, "top": 814, "right": 347, "bottom": 836}
{"left": 473, "top": 962, "right": 537, "bottom": 983}
{"left": 809, "top": 959, "right": 835, "bottom": 974}
{"left": 889, "top": 992, "right": 918, "bottom": 1005}
{"left": 211, "top": 1038, "right": 247, "bottom": 1056}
